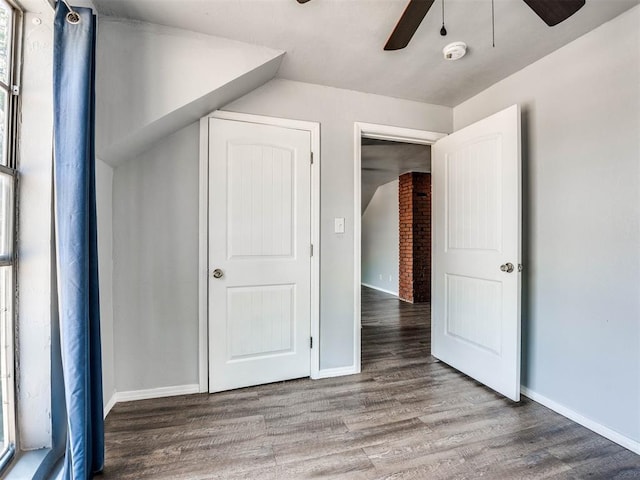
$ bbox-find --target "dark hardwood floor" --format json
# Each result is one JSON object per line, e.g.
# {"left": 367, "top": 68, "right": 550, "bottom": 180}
{"left": 102, "top": 287, "right": 640, "bottom": 479}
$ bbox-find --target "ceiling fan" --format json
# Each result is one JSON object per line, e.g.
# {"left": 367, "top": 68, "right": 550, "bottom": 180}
{"left": 296, "top": 0, "right": 586, "bottom": 51}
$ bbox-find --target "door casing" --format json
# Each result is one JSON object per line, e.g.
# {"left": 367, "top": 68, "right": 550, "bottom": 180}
{"left": 199, "top": 111, "right": 321, "bottom": 392}
{"left": 353, "top": 122, "right": 447, "bottom": 374}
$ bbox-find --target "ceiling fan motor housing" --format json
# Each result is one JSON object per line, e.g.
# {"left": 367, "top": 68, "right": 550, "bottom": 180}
{"left": 443, "top": 42, "right": 467, "bottom": 61}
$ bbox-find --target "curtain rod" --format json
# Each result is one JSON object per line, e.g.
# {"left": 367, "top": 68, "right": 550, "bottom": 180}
{"left": 46, "top": 0, "right": 81, "bottom": 23}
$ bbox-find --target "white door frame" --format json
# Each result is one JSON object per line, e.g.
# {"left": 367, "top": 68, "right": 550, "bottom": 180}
{"left": 353, "top": 122, "right": 447, "bottom": 373}
{"left": 198, "top": 110, "right": 321, "bottom": 392}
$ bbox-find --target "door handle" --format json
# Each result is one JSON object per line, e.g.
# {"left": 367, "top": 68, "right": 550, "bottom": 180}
{"left": 212, "top": 268, "right": 224, "bottom": 279}
{"left": 500, "top": 263, "right": 515, "bottom": 273}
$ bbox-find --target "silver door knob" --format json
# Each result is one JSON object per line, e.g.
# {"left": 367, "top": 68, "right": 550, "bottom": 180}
{"left": 212, "top": 268, "right": 224, "bottom": 279}
{"left": 500, "top": 263, "right": 514, "bottom": 273}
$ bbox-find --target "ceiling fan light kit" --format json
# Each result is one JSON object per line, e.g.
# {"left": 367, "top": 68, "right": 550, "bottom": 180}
{"left": 443, "top": 41, "right": 467, "bottom": 61}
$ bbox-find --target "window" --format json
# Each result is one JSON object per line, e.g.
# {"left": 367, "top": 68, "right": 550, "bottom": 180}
{"left": 0, "top": 0, "right": 18, "bottom": 471}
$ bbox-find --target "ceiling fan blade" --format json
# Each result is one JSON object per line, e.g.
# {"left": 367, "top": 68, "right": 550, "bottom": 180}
{"left": 522, "top": 0, "right": 585, "bottom": 26}
{"left": 384, "top": 0, "right": 435, "bottom": 51}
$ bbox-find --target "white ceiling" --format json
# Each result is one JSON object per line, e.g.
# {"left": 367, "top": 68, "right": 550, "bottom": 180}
{"left": 361, "top": 139, "right": 430, "bottom": 212}
{"left": 91, "top": 0, "right": 638, "bottom": 106}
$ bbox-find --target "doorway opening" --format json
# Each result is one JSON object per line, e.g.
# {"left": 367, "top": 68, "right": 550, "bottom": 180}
{"left": 360, "top": 139, "right": 431, "bottom": 369}
{"left": 353, "top": 123, "right": 446, "bottom": 373}
{"left": 360, "top": 139, "right": 431, "bottom": 301}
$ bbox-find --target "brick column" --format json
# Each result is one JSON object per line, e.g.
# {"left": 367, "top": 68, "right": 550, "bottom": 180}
{"left": 399, "top": 174, "right": 413, "bottom": 302}
{"left": 398, "top": 172, "right": 431, "bottom": 303}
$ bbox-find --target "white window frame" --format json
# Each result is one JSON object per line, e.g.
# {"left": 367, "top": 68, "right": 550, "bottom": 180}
{"left": 0, "top": 0, "right": 22, "bottom": 473}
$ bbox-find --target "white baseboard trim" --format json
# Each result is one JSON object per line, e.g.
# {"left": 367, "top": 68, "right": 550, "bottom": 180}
{"left": 315, "top": 365, "right": 360, "bottom": 379}
{"left": 103, "top": 392, "right": 117, "bottom": 418}
{"left": 361, "top": 283, "right": 398, "bottom": 297}
{"left": 115, "top": 384, "right": 201, "bottom": 403}
{"left": 521, "top": 386, "right": 640, "bottom": 455}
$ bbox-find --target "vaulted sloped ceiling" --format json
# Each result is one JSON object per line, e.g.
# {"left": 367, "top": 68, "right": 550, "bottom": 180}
{"left": 361, "top": 139, "right": 430, "bottom": 213}
{"left": 94, "top": 18, "right": 285, "bottom": 165}
{"left": 92, "top": 0, "right": 639, "bottom": 107}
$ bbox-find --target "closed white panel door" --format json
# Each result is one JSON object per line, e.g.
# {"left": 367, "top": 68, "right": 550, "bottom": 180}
{"left": 432, "top": 104, "right": 521, "bottom": 401}
{"left": 209, "top": 118, "right": 311, "bottom": 393}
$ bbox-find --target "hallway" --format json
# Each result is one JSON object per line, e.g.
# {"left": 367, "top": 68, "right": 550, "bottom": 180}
{"left": 102, "top": 287, "right": 640, "bottom": 479}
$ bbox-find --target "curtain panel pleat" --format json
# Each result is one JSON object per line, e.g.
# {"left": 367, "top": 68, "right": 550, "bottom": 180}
{"left": 53, "top": 3, "right": 104, "bottom": 479}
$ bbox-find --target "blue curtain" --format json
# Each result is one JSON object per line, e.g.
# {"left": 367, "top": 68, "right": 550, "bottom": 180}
{"left": 53, "top": 3, "right": 104, "bottom": 479}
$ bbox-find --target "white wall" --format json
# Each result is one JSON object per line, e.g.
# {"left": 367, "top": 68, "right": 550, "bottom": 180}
{"left": 112, "top": 123, "right": 200, "bottom": 392}
{"left": 16, "top": 6, "right": 55, "bottom": 450}
{"left": 95, "top": 159, "right": 115, "bottom": 408}
{"left": 226, "top": 80, "right": 452, "bottom": 369}
{"left": 361, "top": 180, "right": 399, "bottom": 295}
{"left": 454, "top": 6, "right": 640, "bottom": 444}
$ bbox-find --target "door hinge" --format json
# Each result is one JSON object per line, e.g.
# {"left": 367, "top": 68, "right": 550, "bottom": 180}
{"left": 310, "top": 152, "right": 314, "bottom": 164}
{"left": 310, "top": 244, "right": 314, "bottom": 257}
{"left": 11, "top": 85, "right": 19, "bottom": 96}
{"left": 310, "top": 337, "right": 313, "bottom": 349}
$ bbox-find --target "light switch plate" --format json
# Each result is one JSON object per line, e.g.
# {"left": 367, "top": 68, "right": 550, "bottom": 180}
{"left": 334, "top": 217, "right": 345, "bottom": 233}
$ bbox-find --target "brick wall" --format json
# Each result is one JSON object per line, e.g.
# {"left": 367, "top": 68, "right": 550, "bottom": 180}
{"left": 398, "top": 172, "right": 431, "bottom": 303}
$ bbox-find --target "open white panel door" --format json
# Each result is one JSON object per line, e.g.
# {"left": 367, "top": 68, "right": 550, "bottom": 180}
{"left": 432, "top": 104, "right": 521, "bottom": 401}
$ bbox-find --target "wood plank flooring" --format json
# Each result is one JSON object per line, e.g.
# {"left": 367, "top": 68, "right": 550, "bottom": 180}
{"left": 102, "top": 287, "right": 640, "bottom": 479}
